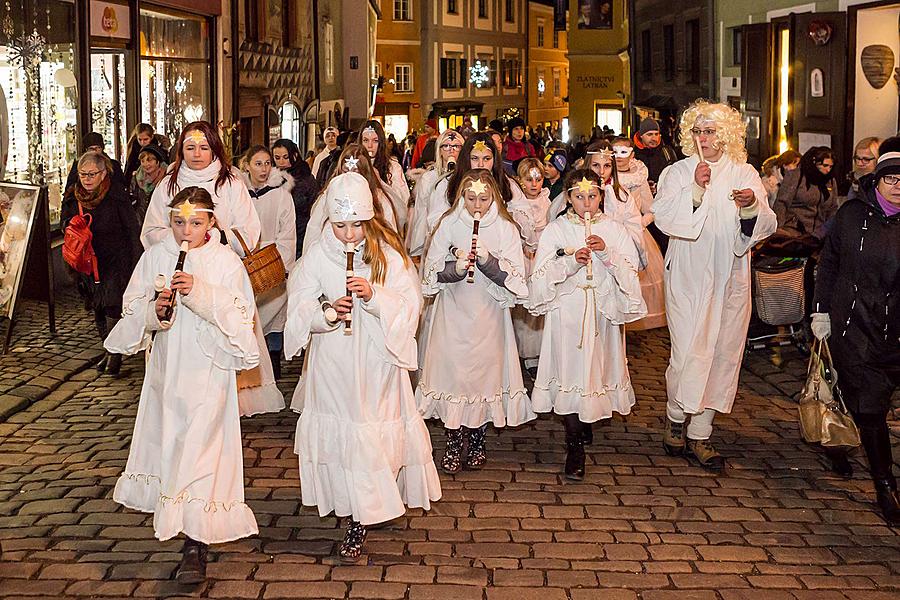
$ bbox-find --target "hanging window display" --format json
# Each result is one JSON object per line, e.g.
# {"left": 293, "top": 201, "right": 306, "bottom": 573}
{"left": 0, "top": 183, "right": 41, "bottom": 318}
{"left": 0, "top": 0, "right": 78, "bottom": 230}
{"left": 139, "top": 7, "right": 211, "bottom": 146}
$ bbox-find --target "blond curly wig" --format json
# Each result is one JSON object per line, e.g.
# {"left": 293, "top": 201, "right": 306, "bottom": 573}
{"left": 678, "top": 100, "right": 748, "bottom": 163}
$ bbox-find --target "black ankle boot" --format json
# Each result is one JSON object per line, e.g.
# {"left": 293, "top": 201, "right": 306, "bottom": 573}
{"left": 338, "top": 520, "right": 368, "bottom": 563}
{"left": 269, "top": 350, "right": 282, "bottom": 380}
{"left": 441, "top": 428, "right": 464, "bottom": 474}
{"left": 105, "top": 353, "right": 122, "bottom": 377}
{"left": 824, "top": 447, "right": 853, "bottom": 479}
{"left": 564, "top": 432, "right": 585, "bottom": 481}
{"left": 175, "top": 538, "right": 207, "bottom": 584}
{"left": 874, "top": 478, "right": 900, "bottom": 526}
{"left": 581, "top": 421, "right": 593, "bottom": 446}
{"left": 464, "top": 425, "right": 487, "bottom": 470}
{"left": 94, "top": 353, "right": 109, "bottom": 371}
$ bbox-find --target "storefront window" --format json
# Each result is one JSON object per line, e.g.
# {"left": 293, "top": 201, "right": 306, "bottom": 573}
{"left": 140, "top": 7, "right": 211, "bottom": 145}
{"left": 280, "top": 101, "right": 300, "bottom": 144}
{"left": 0, "top": 0, "right": 78, "bottom": 229}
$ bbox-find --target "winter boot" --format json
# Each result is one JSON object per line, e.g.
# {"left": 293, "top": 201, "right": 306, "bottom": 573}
{"left": 105, "top": 353, "right": 122, "bottom": 377}
{"left": 687, "top": 438, "right": 725, "bottom": 472}
{"left": 338, "top": 520, "right": 368, "bottom": 563}
{"left": 174, "top": 537, "right": 207, "bottom": 585}
{"left": 94, "top": 353, "right": 109, "bottom": 372}
{"left": 563, "top": 417, "right": 585, "bottom": 481}
{"left": 441, "top": 428, "right": 464, "bottom": 474}
{"left": 269, "top": 350, "right": 282, "bottom": 380}
{"left": 581, "top": 421, "right": 594, "bottom": 446}
{"left": 874, "top": 478, "right": 900, "bottom": 526}
{"left": 464, "top": 425, "right": 487, "bottom": 470}
{"left": 824, "top": 446, "right": 853, "bottom": 479}
{"left": 663, "top": 418, "right": 685, "bottom": 456}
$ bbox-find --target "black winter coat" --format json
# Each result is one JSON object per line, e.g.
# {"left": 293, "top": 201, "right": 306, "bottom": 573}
{"left": 813, "top": 176, "right": 900, "bottom": 412}
{"left": 61, "top": 179, "right": 143, "bottom": 312}
{"left": 286, "top": 164, "right": 320, "bottom": 257}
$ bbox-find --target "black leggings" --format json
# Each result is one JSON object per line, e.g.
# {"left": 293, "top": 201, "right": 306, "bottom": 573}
{"left": 853, "top": 411, "right": 895, "bottom": 482}
{"left": 93, "top": 307, "right": 120, "bottom": 345}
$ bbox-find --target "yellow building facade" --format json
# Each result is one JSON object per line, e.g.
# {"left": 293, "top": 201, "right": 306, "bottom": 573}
{"left": 527, "top": 1, "right": 569, "bottom": 133}
{"left": 566, "top": 0, "right": 631, "bottom": 138}
{"left": 374, "top": 1, "right": 424, "bottom": 140}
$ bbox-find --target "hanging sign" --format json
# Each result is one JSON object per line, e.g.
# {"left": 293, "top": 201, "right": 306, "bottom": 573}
{"left": 91, "top": 1, "right": 130, "bottom": 40}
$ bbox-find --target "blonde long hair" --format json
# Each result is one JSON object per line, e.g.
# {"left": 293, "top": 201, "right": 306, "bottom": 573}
{"left": 362, "top": 215, "right": 411, "bottom": 285}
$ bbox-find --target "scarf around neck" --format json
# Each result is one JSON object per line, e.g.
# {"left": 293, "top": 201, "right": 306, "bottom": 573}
{"left": 74, "top": 175, "right": 111, "bottom": 210}
{"left": 177, "top": 158, "right": 225, "bottom": 188}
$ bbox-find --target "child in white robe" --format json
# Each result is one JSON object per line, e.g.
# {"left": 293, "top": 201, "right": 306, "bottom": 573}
{"left": 528, "top": 170, "right": 647, "bottom": 481}
{"left": 285, "top": 172, "right": 441, "bottom": 563}
{"left": 106, "top": 187, "right": 260, "bottom": 585}
{"left": 508, "top": 158, "right": 551, "bottom": 373}
{"left": 242, "top": 145, "right": 297, "bottom": 379}
{"left": 417, "top": 169, "right": 535, "bottom": 473}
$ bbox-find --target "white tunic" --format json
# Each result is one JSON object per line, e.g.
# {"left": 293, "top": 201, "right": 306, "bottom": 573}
{"left": 383, "top": 158, "right": 410, "bottom": 230}
{"left": 243, "top": 171, "right": 297, "bottom": 335}
{"left": 407, "top": 167, "right": 444, "bottom": 256}
{"left": 508, "top": 188, "right": 551, "bottom": 359}
{"left": 106, "top": 234, "right": 260, "bottom": 544}
{"left": 653, "top": 155, "right": 776, "bottom": 414}
{"left": 284, "top": 229, "right": 441, "bottom": 525}
{"left": 417, "top": 202, "right": 535, "bottom": 429}
{"left": 528, "top": 213, "right": 646, "bottom": 421}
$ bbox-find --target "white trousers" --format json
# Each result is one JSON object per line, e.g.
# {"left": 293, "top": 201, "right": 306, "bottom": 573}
{"left": 666, "top": 400, "right": 716, "bottom": 441}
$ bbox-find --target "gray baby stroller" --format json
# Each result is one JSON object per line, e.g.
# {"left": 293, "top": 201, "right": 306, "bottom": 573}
{"left": 747, "top": 255, "right": 809, "bottom": 352}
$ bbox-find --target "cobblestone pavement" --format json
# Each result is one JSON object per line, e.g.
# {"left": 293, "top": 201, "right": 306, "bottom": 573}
{"left": 1, "top": 316, "right": 899, "bottom": 600}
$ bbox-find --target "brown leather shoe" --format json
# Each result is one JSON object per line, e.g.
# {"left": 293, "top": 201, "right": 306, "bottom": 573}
{"left": 687, "top": 438, "right": 725, "bottom": 472}
{"left": 663, "top": 419, "right": 685, "bottom": 456}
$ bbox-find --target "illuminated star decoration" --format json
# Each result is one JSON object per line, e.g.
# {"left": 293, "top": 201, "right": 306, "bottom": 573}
{"left": 171, "top": 199, "right": 214, "bottom": 219}
{"left": 569, "top": 177, "right": 598, "bottom": 194}
{"left": 466, "top": 179, "right": 489, "bottom": 197}
{"left": 344, "top": 156, "right": 360, "bottom": 172}
{"left": 530, "top": 168, "right": 543, "bottom": 180}
{"left": 8, "top": 31, "right": 45, "bottom": 69}
{"left": 472, "top": 140, "right": 489, "bottom": 153}
{"left": 185, "top": 129, "right": 207, "bottom": 145}
{"left": 334, "top": 195, "right": 358, "bottom": 221}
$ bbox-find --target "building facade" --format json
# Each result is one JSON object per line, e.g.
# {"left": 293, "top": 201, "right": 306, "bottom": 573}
{"left": 419, "top": 0, "right": 528, "bottom": 131}
{"left": 374, "top": 0, "right": 424, "bottom": 140}
{"left": 527, "top": 0, "right": 568, "bottom": 134}
{"left": 630, "top": 0, "right": 713, "bottom": 140}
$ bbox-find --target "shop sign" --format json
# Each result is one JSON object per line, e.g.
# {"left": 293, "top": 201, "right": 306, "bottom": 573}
{"left": 91, "top": 1, "right": 130, "bottom": 40}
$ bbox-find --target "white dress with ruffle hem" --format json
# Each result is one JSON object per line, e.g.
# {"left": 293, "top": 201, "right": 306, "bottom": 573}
{"left": 106, "top": 233, "right": 260, "bottom": 544}
{"left": 508, "top": 188, "right": 551, "bottom": 360}
{"left": 284, "top": 229, "right": 441, "bottom": 526}
{"left": 417, "top": 202, "right": 535, "bottom": 429}
{"left": 527, "top": 212, "right": 646, "bottom": 422}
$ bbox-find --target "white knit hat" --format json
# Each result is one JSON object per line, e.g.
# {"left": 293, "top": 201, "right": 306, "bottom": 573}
{"left": 325, "top": 172, "right": 374, "bottom": 222}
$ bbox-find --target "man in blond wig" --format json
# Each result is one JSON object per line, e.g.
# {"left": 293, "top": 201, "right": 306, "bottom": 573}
{"left": 652, "top": 101, "right": 776, "bottom": 471}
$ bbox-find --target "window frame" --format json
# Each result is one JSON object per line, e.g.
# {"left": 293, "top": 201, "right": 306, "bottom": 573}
{"left": 394, "top": 63, "right": 413, "bottom": 92}
{"left": 478, "top": 0, "right": 488, "bottom": 18}
{"left": 447, "top": 0, "right": 458, "bottom": 15}
{"left": 393, "top": 0, "right": 412, "bottom": 22}
{"left": 537, "top": 19, "right": 545, "bottom": 48}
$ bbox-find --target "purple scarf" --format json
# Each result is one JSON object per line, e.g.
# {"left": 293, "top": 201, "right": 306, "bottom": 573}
{"left": 875, "top": 189, "right": 900, "bottom": 217}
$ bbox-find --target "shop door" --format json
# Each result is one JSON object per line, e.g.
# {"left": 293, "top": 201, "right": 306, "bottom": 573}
{"left": 788, "top": 12, "right": 848, "bottom": 177}
{"left": 741, "top": 23, "right": 775, "bottom": 169}
{"left": 91, "top": 51, "right": 128, "bottom": 161}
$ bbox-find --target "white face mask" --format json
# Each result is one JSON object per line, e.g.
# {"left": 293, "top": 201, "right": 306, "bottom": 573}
{"left": 613, "top": 145, "right": 633, "bottom": 159}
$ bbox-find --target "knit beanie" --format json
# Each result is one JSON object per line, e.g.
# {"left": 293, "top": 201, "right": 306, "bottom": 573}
{"left": 638, "top": 118, "right": 660, "bottom": 136}
{"left": 545, "top": 150, "right": 567, "bottom": 173}
{"left": 507, "top": 117, "right": 526, "bottom": 133}
{"left": 82, "top": 132, "right": 104, "bottom": 151}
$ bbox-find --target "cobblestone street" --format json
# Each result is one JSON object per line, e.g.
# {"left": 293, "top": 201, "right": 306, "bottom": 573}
{"left": 1, "top": 297, "right": 899, "bottom": 599}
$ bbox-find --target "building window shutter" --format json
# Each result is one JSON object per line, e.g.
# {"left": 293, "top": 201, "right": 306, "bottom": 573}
{"left": 459, "top": 59, "right": 467, "bottom": 88}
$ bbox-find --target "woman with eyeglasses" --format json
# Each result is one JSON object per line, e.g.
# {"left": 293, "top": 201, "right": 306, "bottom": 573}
{"left": 772, "top": 146, "right": 839, "bottom": 244}
{"left": 653, "top": 100, "right": 777, "bottom": 473}
{"left": 811, "top": 137, "right": 900, "bottom": 525}
{"left": 847, "top": 137, "right": 880, "bottom": 201}
{"left": 61, "top": 152, "right": 142, "bottom": 377}
{"left": 406, "top": 129, "right": 463, "bottom": 257}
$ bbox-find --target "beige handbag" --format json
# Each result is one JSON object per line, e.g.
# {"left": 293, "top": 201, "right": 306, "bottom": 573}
{"left": 798, "top": 338, "right": 861, "bottom": 448}
{"left": 231, "top": 229, "right": 286, "bottom": 296}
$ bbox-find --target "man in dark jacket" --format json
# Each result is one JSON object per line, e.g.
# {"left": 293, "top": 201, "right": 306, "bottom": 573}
{"left": 632, "top": 117, "right": 677, "bottom": 190}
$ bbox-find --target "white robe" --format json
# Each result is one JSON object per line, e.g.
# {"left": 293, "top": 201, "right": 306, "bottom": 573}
{"left": 508, "top": 188, "right": 551, "bottom": 360}
{"left": 527, "top": 213, "right": 646, "bottom": 421}
{"left": 383, "top": 158, "right": 410, "bottom": 230}
{"left": 243, "top": 171, "right": 297, "bottom": 335}
{"left": 106, "top": 234, "right": 260, "bottom": 544}
{"left": 284, "top": 229, "right": 441, "bottom": 525}
{"left": 416, "top": 202, "right": 535, "bottom": 429}
{"left": 141, "top": 161, "right": 282, "bottom": 417}
{"left": 407, "top": 167, "right": 445, "bottom": 257}
{"left": 618, "top": 160, "right": 666, "bottom": 330}
{"left": 653, "top": 154, "right": 776, "bottom": 414}
{"left": 311, "top": 147, "right": 333, "bottom": 180}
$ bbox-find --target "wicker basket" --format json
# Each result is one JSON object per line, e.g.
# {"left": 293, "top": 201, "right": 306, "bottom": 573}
{"left": 232, "top": 229, "right": 286, "bottom": 296}
{"left": 752, "top": 256, "right": 807, "bottom": 327}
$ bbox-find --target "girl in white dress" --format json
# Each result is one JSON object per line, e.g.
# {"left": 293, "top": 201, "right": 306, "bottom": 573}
{"left": 285, "top": 172, "right": 441, "bottom": 563}
{"left": 303, "top": 144, "right": 399, "bottom": 253}
{"left": 417, "top": 169, "right": 535, "bottom": 473}
{"left": 360, "top": 119, "right": 410, "bottom": 230}
{"left": 611, "top": 137, "right": 666, "bottom": 330}
{"left": 106, "top": 187, "right": 260, "bottom": 585}
{"left": 241, "top": 145, "right": 297, "bottom": 379}
{"left": 140, "top": 121, "right": 282, "bottom": 417}
{"left": 528, "top": 169, "right": 646, "bottom": 480}
{"left": 508, "top": 158, "right": 551, "bottom": 373}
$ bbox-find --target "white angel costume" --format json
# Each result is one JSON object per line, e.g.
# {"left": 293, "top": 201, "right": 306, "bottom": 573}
{"left": 508, "top": 187, "right": 551, "bottom": 360}
{"left": 407, "top": 167, "right": 446, "bottom": 257}
{"left": 653, "top": 154, "right": 776, "bottom": 417}
{"left": 527, "top": 211, "right": 646, "bottom": 421}
{"left": 141, "top": 159, "right": 283, "bottom": 417}
{"left": 383, "top": 158, "right": 410, "bottom": 230}
{"left": 617, "top": 159, "right": 666, "bottom": 330}
{"left": 242, "top": 170, "right": 297, "bottom": 336}
{"left": 107, "top": 232, "right": 260, "bottom": 544}
{"left": 284, "top": 172, "right": 441, "bottom": 525}
{"left": 417, "top": 201, "right": 535, "bottom": 429}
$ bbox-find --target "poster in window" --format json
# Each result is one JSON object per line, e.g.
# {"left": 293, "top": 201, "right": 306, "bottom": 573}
{"left": 553, "top": 0, "right": 566, "bottom": 31}
{"left": 577, "top": 0, "right": 612, "bottom": 30}
{"left": 0, "top": 184, "right": 41, "bottom": 319}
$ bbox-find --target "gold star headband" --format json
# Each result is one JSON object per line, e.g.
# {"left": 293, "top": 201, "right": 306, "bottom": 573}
{"left": 472, "top": 140, "right": 490, "bottom": 153}
{"left": 184, "top": 130, "right": 207, "bottom": 146}
{"left": 465, "top": 179, "right": 489, "bottom": 196}
{"left": 586, "top": 148, "right": 614, "bottom": 159}
{"left": 170, "top": 199, "right": 214, "bottom": 219}
{"left": 568, "top": 177, "right": 600, "bottom": 194}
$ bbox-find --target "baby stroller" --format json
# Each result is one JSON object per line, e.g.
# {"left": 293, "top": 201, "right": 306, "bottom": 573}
{"left": 746, "top": 255, "right": 809, "bottom": 352}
